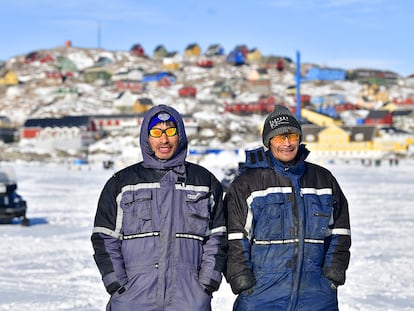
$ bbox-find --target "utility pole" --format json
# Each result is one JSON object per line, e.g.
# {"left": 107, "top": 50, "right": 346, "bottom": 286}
{"left": 295, "top": 50, "right": 301, "bottom": 120}
{"left": 97, "top": 22, "right": 101, "bottom": 49}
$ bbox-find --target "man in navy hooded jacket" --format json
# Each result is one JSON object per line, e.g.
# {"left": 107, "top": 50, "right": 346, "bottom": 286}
{"left": 224, "top": 105, "right": 351, "bottom": 311}
{"left": 91, "top": 105, "right": 227, "bottom": 311}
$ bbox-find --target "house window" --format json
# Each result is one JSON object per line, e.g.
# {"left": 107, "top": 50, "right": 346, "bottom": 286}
{"left": 355, "top": 133, "right": 364, "bottom": 141}
{"left": 305, "top": 134, "right": 315, "bottom": 142}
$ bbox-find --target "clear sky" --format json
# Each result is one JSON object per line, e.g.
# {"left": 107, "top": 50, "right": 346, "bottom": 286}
{"left": 1, "top": 0, "right": 412, "bottom": 76}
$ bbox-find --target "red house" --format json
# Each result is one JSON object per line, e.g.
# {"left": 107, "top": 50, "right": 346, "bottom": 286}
{"left": 178, "top": 86, "right": 197, "bottom": 97}
{"left": 24, "top": 52, "right": 54, "bottom": 64}
{"left": 130, "top": 44, "right": 145, "bottom": 57}
{"left": 364, "top": 110, "right": 393, "bottom": 126}
{"left": 196, "top": 59, "right": 214, "bottom": 68}
{"left": 115, "top": 80, "right": 145, "bottom": 93}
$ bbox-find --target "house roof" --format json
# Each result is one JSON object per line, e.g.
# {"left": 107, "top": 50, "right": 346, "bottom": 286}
{"left": 366, "top": 110, "right": 390, "bottom": 119}
{"left": 185, "top": 43, "right": 199, "bottom": 50}
{"left": 24, "top": 116, "right": 92, "bottom": 128}
{"left": 392, "top": 110, "right": 413, "bottom": 117}
{"left": 302, "top": 124, "right": 324, "bottom": 137}
{"left": 343, "top": 125, "right": 377, "bottom": 141}
{"left": 137, "top": 98, "right": 153, "bottom": 105}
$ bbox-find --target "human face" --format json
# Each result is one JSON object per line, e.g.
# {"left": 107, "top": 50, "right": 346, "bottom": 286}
{"left": 148, "top": 121, "right": 179, "bottom": 160}
{"left": 269, "top": 132, "right": 300, "bottom": 164}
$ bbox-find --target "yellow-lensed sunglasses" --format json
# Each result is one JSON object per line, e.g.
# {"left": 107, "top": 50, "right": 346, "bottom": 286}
{"left": 272, "top": 133, "right": 300, "bottom": 144}
{"left": 149, "top": 127, "right": 177, "bottom": 138}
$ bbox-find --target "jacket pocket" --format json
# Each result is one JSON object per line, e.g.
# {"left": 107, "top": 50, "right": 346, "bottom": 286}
{"left": 306, "top": 197, "right": 333, "bottom": 239}
{"left": 253, "top": 195, "right": 284, "bottom": 239}
{"left": 184, "top": 192, "right": 210, "bottom": 235}
{"left": 120, "top": 189, "right": 153, "bottom": 235}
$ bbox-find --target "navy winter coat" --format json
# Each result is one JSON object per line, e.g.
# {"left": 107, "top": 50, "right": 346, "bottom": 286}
{"left": 224, "top": 146, "right": 351, "bottom": 311}
{"left": 91, "top": 105, "right": 227, "bottom": 311}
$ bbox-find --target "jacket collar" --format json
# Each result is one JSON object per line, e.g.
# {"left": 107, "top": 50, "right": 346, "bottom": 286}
{"left": 269, "top": 144, "right": 309, "bottom": 176}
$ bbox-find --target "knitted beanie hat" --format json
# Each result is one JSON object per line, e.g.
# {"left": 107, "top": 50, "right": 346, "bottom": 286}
{"left": 148, "top": 112, "right": 177, "bottom": 130}
{"left": 262, "top": 105, "right": 302, "bottom": 148}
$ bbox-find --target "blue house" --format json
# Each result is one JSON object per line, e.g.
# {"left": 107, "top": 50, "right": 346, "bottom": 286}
{"left": 304, "top": 67, "right": 346, "bottom": 81}
{"left": 226, "top": 50, "right": 245, "bottom": 66}
{"left": 142, "top": 72, "right": 176, "bottom": 84}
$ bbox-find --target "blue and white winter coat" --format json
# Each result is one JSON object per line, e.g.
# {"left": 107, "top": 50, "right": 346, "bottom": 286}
{"left": 91, "top": 105, "right": 227, "bottom": 311}
{"left": 224, "top": 146, "right": 351, "bottom": 311}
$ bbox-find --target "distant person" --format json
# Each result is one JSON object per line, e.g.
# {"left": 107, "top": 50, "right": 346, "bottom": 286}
{"left": 224, "top": 105, "right": 351, "bottom": 311}
{"left": 91, "top": 104, "right": 227, "bottom": 310}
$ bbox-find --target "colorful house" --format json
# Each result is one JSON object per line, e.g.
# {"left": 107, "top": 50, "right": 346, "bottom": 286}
{"left": 55, "top": 56, "right": 78, "bottom": 73}
{"left": 364, "top": 110, "right": 393, "bottom": 126}
{"left": 24, "top": 51, "right": 54, "bottom": 64}
{"left": 204, "top": 44, "right": 225, "bottom": 57}
{"left": 234, "top": 45, "right": 248, "bottom": 56}
{"left": 0, "top": 69, "right": 19, "bottom": 86}
{"left": 347, "top": 68, "right": 400, "bottom": 86}
{"left": 184, "top": 43, "right": 201, "bottom": 57}
{"left": 112, "top": 68, "right": 144, "bottom": 81}
{"left": 115, "top": 80, "right": 145, "bottom": 93}
{"left": 303, "top": 67, "right": 346, "bottom": 81}
{"left": 246, "top": 48, "right": 263, "bottom": 63}
{"left": 153, "top": 45, "right": 168, "bottom": 58}
{"left": 142, "top": 71, "right": 176, "bottom": 85}
{"left": 83, "top": 67, "right": 112, "bottom": 84}
{"left": 20, "top": 116, "right": 101, "bottom": 153}
{"left": 302, "top": 124, "right": 414, "bottom": 159}
{"left": 196, "top": 59, "right": 214, "bottom": 68}
{"left": 133, "top": 98, "right": 153, "bottom": 113}
{"left": 162, "top": 52, "right": 182, "bottom": 71}
{"left": 178, "top": 86, "right": 197, "bottom": 98}
{"left": 226, "top": 50, "right": 245, "bottom": 66}
{"left": 130, "top": 44, "right": 145, "bottom": 57}
{"left": 261, "top": 56, "right": 293, "bottom": 70}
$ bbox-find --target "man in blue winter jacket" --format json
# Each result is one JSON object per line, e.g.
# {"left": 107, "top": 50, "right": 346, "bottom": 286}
{"left": 224, "top": 105, "right": 351, "bottom": 311}
{"left": 91, "top": 105, "right": 227, "bottom": 311}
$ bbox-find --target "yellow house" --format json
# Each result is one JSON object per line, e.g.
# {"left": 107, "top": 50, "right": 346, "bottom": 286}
{"left": 184, "top": 43, "right": 201, "bottom": 57}
{"left": 302, "top": 124, "right": 414, "bottom": 158}
{"left": 0, "top": 69, "right": 19, "bottom": 86}
{"left": 162, "top": 51, "right": 182, "bottom": 71}
{"left": 246, "top": 48, "right": 263, "bottom": 63}
{"left": 162, "top": 62, "right": 180, "bottom": 71}
{"left": 133, "top": 98, "right": 153, "bottom": 113}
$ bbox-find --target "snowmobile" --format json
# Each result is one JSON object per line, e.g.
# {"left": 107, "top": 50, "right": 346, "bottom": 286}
{"left": 0, "top": 166, "right": 30, "bottom": 226}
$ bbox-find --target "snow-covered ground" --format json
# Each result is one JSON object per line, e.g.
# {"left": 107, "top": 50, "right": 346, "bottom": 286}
{"left": 1, "top": 155, "right": 414, "bottom": 310}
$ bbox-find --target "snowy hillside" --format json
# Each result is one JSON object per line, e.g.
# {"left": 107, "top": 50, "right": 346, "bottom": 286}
{"left": 1, "top": 45, "right": 414, "bottom": 165}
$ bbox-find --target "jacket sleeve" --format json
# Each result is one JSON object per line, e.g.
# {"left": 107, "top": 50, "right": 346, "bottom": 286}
{"left": 91, "top": 174, "right": 128, "bottom": 295}
{"left": 223, "top": 180, "right": 256, "bottom": 294}
{"left": 323, "top": 175, "right": 352, "bottom": 286}
{"left": 198, "top": 174, "right": 227, "bottom": 293}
